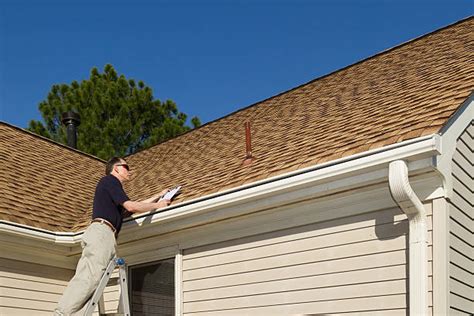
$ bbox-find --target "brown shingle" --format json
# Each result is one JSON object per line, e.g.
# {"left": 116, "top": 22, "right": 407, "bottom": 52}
{"left": 1, "top": 17, "right": 473, "bottom": 232}
{"left": 125, "top": 17, "right": 473, "bottom": 211}
{"left": 0, "top": 124, "right": 104, "bottom": 231}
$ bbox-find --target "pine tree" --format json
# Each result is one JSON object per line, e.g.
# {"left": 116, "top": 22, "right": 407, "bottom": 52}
{"left": 28, "top": 64, "right": 201, "bottom": 159}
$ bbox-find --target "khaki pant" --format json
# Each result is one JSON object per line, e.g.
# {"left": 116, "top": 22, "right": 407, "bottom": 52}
{"left": 54, "top": 222, "right": 116, "bottom": 315}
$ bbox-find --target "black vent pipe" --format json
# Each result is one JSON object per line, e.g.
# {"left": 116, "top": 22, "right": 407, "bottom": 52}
{"left": 61, "top": 111, "right": 81, "bottom": 149}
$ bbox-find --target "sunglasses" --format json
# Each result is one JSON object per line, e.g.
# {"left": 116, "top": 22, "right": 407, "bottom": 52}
{"left": 116, "top": 164, "right": 130, "bottom": 171}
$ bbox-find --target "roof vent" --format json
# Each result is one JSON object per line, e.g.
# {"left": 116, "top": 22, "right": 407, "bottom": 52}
{"left": 61, "top": 111, "right": 81, "bottom": 149}
{"left": 242, "top": 122, "right": 254, "bottom": 166}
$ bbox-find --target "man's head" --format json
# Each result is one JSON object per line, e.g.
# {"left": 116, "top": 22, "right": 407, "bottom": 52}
{"left": 106, "top": 157, "right": 130, "bottom": 182}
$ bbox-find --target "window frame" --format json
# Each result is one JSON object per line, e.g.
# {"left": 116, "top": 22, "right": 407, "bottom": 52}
{"left": 127, "top": 246, "right": 183, "bottom": 316}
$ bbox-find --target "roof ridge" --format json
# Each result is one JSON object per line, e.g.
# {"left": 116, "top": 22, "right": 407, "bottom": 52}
{"left": 127, "top": 15, "right": 473, "bottom": 159}
{"left": 0, "top": 121, "right": 106, "bottom": 163}
{"left": 204, "top": 15, "right": 474, "bottom": 125}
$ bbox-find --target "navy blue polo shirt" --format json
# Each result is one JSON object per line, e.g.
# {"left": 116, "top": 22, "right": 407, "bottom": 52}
{"left": 92, "top": 174, "right": 130, "bottom": 234}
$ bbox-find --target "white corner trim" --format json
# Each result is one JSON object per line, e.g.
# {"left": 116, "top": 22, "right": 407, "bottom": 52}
{"left": 432, "top": 198, "right": 450, "bottom": 315}
{"left": 436, "top": 93, "right": 474, "bottom": 198}
{"left": 175, "top": 249, "right": 183, "bottom": 316}
{"left": 389, "top": 160, "right": 429, "bottom": 316}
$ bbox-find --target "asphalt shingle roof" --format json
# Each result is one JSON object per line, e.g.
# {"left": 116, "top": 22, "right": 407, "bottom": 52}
{"left": 0, "top": 125, "right": 104, "bottom": 231}
{"left": 1, "top": 17, "right": 473, "bottom": 232}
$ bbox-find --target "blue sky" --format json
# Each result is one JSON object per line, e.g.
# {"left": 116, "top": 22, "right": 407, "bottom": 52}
{"left": 0, "top": 0, "right": 472, "bottom": 128}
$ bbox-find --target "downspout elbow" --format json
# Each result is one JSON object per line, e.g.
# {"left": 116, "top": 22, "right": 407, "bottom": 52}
{"left": 389, "top": 160, "right": 428, "bottom": 316}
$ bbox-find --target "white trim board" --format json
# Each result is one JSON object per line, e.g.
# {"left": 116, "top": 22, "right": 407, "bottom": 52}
{"left": 1, "top": 135, "right": 441, "bottom": 249}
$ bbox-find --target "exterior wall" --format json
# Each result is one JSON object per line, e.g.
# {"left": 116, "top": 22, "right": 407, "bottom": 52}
{"left": 0, "top": 258, "right": 74, "bottom": 315}
{"left": 180, "top": 203, "right": 434, "bottom": 315}
{"left": 102, "top": 271, "right": 120, "bottom": 314}
{"left": 0, "top": 256, "right": 120, "bottom": 315}
{"left": 448, "top": 122, "right": 474, "bottom": 315}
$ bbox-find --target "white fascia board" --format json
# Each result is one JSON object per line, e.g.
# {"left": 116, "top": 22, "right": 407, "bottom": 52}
{"left": 0, "top": 220, "right": 81, "bottom": 244}
{"left": 1, "top": 134, "right": 442, "bottom": 246}
{"left": 120, "top": 134, "right": 441, "bottom": 239}
{"left": 436, "top": 93, "right": 474, "bottom": 198}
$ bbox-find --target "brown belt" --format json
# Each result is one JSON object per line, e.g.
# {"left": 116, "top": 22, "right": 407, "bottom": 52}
{"left": 92, "top": 218, "right": 117, "bottom": 234}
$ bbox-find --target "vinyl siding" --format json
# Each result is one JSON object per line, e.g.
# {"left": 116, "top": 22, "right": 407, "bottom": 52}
{"left": 448, "top": 122, "right": 474, "bottom": 315}
{"left": 102, "top": 271, "right": 120, "bottom": 314}
{"left": 182, "top": 205, "right": 434, "bottom": 315}
{"left": 0, "top": 257, "right": 74, "bottom": 315}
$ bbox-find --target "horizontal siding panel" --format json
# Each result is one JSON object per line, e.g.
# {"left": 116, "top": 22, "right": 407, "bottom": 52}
{"left": 184, "top": 221, "right": 409, "bottom": 271}
{"left": 0, "top": 258, "right": 69, "bottom": 273}
{"left": 183, "top": 250, "right": 407, "bottom": 291}
{"left": 0, "top": 297, "right": 56, "bottom": 311}
{"left": 450, "top": 293, "right": 474, "bottom": 315}
{"left": 452, "top": 177, "right": 473, "bottom": 205}
{"left": 336, "top": 310, "right": 409, "bottom": 316}
{"left": 104, "top": 283, "right": 119, "bottom": 294}
{"left": 450, "top": 279, "right": 474, "bottom": 301}
{"left": 450, "top": 235, "right": 474, "bottom": 260}
{"left": 450, "top": 192, "right": 473, "bottom": 219}
{"left": 452, "top": 177, "right": 474, "bottom": 207}
{"left": 183, "top": 280, "right": 407, "bottom": 313}
{"left": 450, "top": 249, "right": 473, "bottom": 273}
{"left": 453, "top": 146, "right": 474, "bottom": 173}
{"left": 0, "top": 258, "right": 74, "bottom": 314}
{"left": 0, "top": 287, "right": 58, "bottom": 302}
{"left": 453, "top": 137, "right": 474, "bottom": 162}
{"left": 450, "top": 264, "right": 474, "bottom": 286}
{"left": 0, "top": 259, "right": 73, "bottom": 284}
{"left": 0, "top": 277, "right": 65, "bottom": 294}
{"left": 0, "top": 271, "right": 70, "bottom": 286}
{"left": 468, "top": 122, "right": 474, "bottom": 133}
{"left": 103, "top": 285, "right": 120, "bottom": 313}
{"left": 0, "top": 307, "right": 53, "bottom": 316}
{"left": 453, "top": 138, "right": 473, "bottom": 161}
{"left": 448, "top": 309, "right": 473, "bottom": 316}
{"left": 449, "top": 204, "right": 473, "bottom": 232}
{"left": 184, "top": 237, "right": 406, "bottom": 281}
{"left": 450, "top": 218, "right": 473, "bottom": 246}
{"left": 181, "top": 207, "right": 435, "bottom": 315}
{"left": 184, "top": 265, "right": 407, "bottom": 302}
{"left": 183, "top": 294, "right": 407, "bottom": 315}
{"left": 184, "top": 208, "right": 407, "bottom": 260}
{"left": 459, "top": 128, "right": 474, "bottom": 150}
{"left": 452, "top": 162, "right": 474, "bottom": 192}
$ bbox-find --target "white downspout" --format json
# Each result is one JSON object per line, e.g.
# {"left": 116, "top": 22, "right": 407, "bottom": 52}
{"left": 389, "top": 160, "right": 428, "bottom": 316}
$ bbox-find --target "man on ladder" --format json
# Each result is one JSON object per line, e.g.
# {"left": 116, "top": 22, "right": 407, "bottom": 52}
{"left": 54, "top": 157, "right": 172, "bottom": 316}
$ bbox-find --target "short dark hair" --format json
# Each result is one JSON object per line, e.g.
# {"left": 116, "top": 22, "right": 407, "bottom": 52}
{"left": 106, "top": 157, "right": 124, "bottom": 175}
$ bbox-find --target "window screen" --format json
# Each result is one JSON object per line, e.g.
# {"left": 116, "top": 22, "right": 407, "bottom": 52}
{"left": 130, "top": 258, "right": 175, "bottom": 315}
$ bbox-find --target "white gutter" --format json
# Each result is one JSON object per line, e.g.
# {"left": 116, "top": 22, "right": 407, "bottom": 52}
{"left": 0, "top": 220, "right": 81, "bottom": 244}
{"left": 129, "top": 134, "right": 440, "bottom": 227}
{"left": 389, "top": 160, "right": 428, "bottom": 316}
{"left": 1, "top": 134, "right": 441, "bottom": 244}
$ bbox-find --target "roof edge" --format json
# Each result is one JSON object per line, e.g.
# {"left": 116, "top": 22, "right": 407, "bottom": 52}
{"left": 0, "top": 220, "right": 81, "bottom": 242}
{"left": 127, "top": 16, "right": 473, "bottom": 158}
{"left": 0, "top": 121, "right": 106, "bottom": 163}
{"left": 127, "top": 134, "right": 441, "bottom": 224}
{"left": 439, "top": 91, "right": 474, "bottom": 135}
{"left": 1, "top": 134, "right": 442, "bottom": 243}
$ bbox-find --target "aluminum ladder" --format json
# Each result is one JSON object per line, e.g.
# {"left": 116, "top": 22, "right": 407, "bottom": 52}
{"left": 83, "top": 256, "right": 131, "bottom": 316}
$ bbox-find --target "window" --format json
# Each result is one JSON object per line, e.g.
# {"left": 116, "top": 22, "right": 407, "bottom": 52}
{"left": 130, "top": 258, "right": 175, "bottom": 315}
